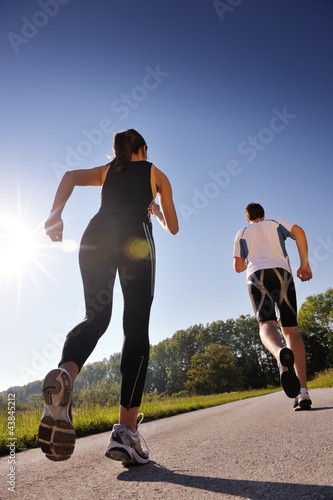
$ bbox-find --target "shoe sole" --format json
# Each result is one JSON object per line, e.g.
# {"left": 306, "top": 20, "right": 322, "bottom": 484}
{"left": 105, "top": 444, "right": 149, "bottom": 466}
{"left": 105, "top": 446, "right": 132, "bottom": 464}
{"left": 279, "top": 348, "right": 301, "bottom": 398}
{"left": 38, "top": 369, "right": 76, "bottom": 461}
{"left": 294, "top": 399, "right": 312, "bottom": 411}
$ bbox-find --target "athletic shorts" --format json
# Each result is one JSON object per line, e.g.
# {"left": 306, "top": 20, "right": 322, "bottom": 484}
{"left": 247, "top": 267, "right": 297, "bottom": 327}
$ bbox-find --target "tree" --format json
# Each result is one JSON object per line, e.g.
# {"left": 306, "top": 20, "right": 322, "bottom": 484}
{"left": 75, "top": 354, "right": 122, "bottom": 389}
{"left": 165, "top": 326, "right": 204, "bottom": 394}
{"left": 146, "top": 325, "right": 205, "bottom": 395}
{"left": 185, "top": 343, "right": 242, "bottom": 395}
{"left": 232, "top": 315, "right": 279, "bottom": 389}
{"left": 74, "top": 379, "right": 120, "bottom": 407}
{"left": 298, "top": 288, "right": 333, "bottom": 377}
{"left": 26, "top": 393, "right": 44, "bottom": 410}
{"left": 145, "top": 341, "right": 170, "bottom": 394}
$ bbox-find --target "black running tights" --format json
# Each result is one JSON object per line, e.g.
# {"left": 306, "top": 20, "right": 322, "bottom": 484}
{"left": 58, "top": 213, "right": 155, "bottom": 409}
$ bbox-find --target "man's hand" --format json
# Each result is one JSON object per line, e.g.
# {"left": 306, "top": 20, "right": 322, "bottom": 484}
{"left": 233, "top": 257, "right": 247, "bottom": 273}
{"left": 297, "top": 264, "right": 312, "bottom": 282}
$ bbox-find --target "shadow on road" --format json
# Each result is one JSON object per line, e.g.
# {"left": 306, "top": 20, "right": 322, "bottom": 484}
{"left": 117, "top": 462, "right": 333, "bottom": 499}
{"left": 310, "top": 406, "right": 333, "bottom": 412}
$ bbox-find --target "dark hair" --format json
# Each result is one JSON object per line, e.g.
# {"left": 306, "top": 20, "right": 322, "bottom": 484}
{"left": 111, "top": 129, "right": 147, "bottom": 172}
{"left": 245, "top": 202, "right": 265, "bottom": 221}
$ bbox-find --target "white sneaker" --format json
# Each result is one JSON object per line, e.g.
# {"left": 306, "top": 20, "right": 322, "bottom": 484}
{"left": 38, "top": 368, "right": 75, "bottom": 461}
{"left": 294, "top": 391, "right": 312, "bottom": 411}
{"left": 105, "top": 413, "right": 149, "bottom": 465}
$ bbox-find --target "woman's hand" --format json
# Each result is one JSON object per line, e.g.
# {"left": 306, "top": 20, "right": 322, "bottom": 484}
{"left": 45, "top": 213, "right": 64, "bottom": 242}
{"left": 150, "top": 202, "right": 162, "bottom": 218}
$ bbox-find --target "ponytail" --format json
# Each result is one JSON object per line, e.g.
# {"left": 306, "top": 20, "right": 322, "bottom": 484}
{"left": 111, "top": 132, "right": 132, "bottom": 172}
{"left": 111, "top": 129, "right": 147, "bottom": 173}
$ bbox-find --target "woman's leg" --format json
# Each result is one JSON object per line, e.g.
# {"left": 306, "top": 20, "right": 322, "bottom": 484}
{"left": 59, "top": 217, "right": 117, "bottom": 373}
{"left": 39, "top": 216, "right": 117, "bottom": 461}
{"left": 118, "top": 221, "right": 155, "bottom": 427}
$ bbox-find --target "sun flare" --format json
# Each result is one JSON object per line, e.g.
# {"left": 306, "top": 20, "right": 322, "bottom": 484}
{"left": 0, "top": 216, "right": 38, "bottom": 274}
{"left": 0, "top": 215, "right": 79, "bottom": 276}
{"left": 0, "top": 210, "right": 81, "bottom": 313}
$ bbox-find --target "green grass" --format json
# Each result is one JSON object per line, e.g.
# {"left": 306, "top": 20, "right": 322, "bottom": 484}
{"left": 139, "top": 389, "right": 279, "bottom": 420}
{"left": 1, "top": 370, "right": 332, "bottom": 458}
{"left": 308, "top": 369, "right": 333, "bottom": 389}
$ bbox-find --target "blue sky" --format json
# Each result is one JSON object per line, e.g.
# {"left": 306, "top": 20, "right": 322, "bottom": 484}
{"left": 1, "top": 0, "right": 332, "bottom": 391}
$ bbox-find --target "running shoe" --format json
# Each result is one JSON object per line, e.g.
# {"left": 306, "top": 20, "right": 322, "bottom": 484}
{"left": 294, "top": 391, "right": 312, "bottom": 411}
{"left": 277, "top": 347, "right": 301, "bottom": 398}
{"left": 105, "top": 413, "right": 149, "bottom": 465}
{"left": 38, "top": 368, "right": 76, "bottom": 461}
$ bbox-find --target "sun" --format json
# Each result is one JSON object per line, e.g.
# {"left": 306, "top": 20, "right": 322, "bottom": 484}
{"left": 0, "top": 211, "right": 80, "bottom": 310}
{"left": 0, "top": 214, "right": 79, "bottom": 275}
{"left": 0, "top": 215, "right": 37, "bottom": 274}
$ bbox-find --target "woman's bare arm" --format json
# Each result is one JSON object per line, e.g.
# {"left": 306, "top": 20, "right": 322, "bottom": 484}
{"left": 45, "top": 165, "right": 109, "bottom": 242}
{"left": 151, "top": 166, "right": 179, "bottom": 235}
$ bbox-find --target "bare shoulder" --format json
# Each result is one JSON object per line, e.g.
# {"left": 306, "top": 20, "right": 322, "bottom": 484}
{"left": 152, "top": 165, "right": 171, "bottom": 189}
{"left": 290, "top": 223, "right": 304, "bottom": 234}
{"left": 71, "top": 164, "right": 111, "bottom": 187}
{"left": 99, "top": 163, "right": 111, "bottom": 185}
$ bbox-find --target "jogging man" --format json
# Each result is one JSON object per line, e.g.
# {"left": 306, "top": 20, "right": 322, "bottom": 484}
{"left": 233, "top": 202, "right": 312, "bottom": 410}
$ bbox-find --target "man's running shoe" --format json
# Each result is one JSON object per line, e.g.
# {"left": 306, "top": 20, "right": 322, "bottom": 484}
{"left": 38, "top": 368, "right": 75, "bottom": 461}
{"left": 105, "top": 414, "right": 149, "bottom": 466}
{"left": 294, "top": 391, "right": 312, "bottom": 411}
{"left": 277, "top": 347, "right": 301, "bottom": 398}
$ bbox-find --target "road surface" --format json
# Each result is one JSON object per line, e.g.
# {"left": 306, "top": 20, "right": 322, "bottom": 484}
{"left": 1, "top": 388, "right": 333, "bottom": 499}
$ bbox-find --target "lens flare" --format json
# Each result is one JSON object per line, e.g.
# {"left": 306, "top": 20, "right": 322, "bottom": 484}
{"left": 61, "top": 239, "right": 78, "bottom": 253}
{"left": 125, "top": 237, "right": 150, "bottom": 260}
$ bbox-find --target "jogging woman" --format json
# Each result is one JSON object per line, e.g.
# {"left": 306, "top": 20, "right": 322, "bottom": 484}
{"left": 38, "top": 129, "right": 178, "bottom": 465}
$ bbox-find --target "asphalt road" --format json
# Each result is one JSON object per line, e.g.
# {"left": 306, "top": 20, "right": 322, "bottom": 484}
{"left": 1, "top": 388, "right": 333, "bottom": 500}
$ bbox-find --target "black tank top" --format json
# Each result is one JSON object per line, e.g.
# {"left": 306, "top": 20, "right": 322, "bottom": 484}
{"left": 99, "top": 161, "right": 154, "bottom": 220}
